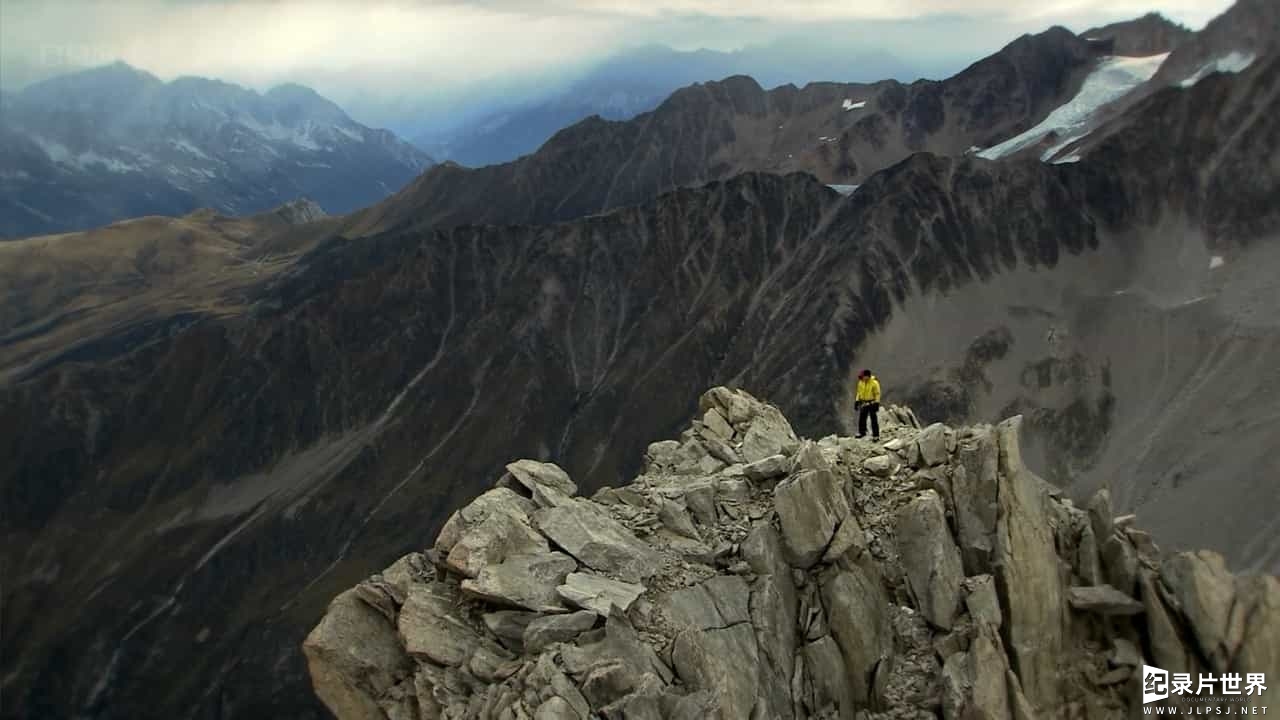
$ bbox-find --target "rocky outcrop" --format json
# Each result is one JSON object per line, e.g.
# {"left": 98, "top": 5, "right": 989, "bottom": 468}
{"left": 306, "top": 388, "right": 1279, "bottom": 719}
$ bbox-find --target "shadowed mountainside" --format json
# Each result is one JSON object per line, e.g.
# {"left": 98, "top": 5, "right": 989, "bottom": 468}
{"left": 349, "top": 25, "right": 1169, "bottom": 236}
{"left": 3, "top": 49, "right": 1279, "bottom": 718}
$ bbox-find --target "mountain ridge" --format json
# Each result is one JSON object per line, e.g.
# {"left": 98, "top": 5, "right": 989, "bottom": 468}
{"left": 0, "top": 62, "right": 432, "bottom": 239}
{"left": 5, "top": 49, "right": 1279, "bottom": 718}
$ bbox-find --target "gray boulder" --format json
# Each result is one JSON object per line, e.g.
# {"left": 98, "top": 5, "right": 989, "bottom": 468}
{"left": 992, "top": 416, "right": 1064, "bottom": 710}
{"left": 460, "top": 552, "right": 578, "bottom": 612}
{"left": 915, "top": 423, "right": 950, "bottom": 467}
{"left": 303, "top": 588, "right": 412, "bottom": 720}
{"left": 524, "top": 611, "right": 600, "bottom": 653}
{"left": 774, "top": 469, "right": 851, "bottom": 568}
{"left": 557, "top": 572, "right": 645, "bottom": 615}
{"left": 1163, "top": 550, "right": 1237, "bottom": 671}
{"left": 952, "top": 426, "right": 999, "bottom": 574}
{"left": 896, "top": 490, "right": 965, "bottom": 630}
{"left": 534, "top": 500, "right": 661, "bottom": 582}
{"left": 1067, "top": 584, "right": 1145, "bottom": 616}
{"left": 822, "top": 564, "right": 891, "bottom": 705}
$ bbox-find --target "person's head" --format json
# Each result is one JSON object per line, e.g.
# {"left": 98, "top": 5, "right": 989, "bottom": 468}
{"left": 859, "top": 369, "right": 872, "bottom": 379}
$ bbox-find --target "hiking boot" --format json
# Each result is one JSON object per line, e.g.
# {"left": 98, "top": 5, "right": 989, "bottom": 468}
{"left": 855, "top": 434, "right": 866, "bottom": 439}
{"left": 872, "top": 436, "right": 881, "bottom": 442}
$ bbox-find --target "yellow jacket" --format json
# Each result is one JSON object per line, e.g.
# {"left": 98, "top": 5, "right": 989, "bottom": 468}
{"left": 856, "top": 375, "right": 881, "bottom": 403}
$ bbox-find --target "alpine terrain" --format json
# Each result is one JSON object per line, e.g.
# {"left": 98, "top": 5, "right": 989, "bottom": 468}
{"left": 0, "top": 63, "right": 432, "bottom": 239}
{"left": 2, "top": 1, "right": 1278, "bottom": 719}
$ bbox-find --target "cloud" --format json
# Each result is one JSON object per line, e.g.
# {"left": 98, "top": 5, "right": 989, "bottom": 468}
{"left": 0, "top": 0, "right": 1236, "bottom": 118}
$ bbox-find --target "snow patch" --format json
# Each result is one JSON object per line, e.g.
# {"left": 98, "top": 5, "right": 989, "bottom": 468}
{"left": 827, "top": 184, "right": 860, "bottom": 196}
{"left": 977, "top": 53, "right": 1169, "bottom": 161}
{"left": 335, "top": 125, "right": 364, "bottom": 142}
{"left": 170, "top": 139, "right": 211, "bottom": 160}
{"left": 1209, "top": 255, "right": 1225, "bottom": 269}
{"left": 1180, "top": 52, "right": 1257, "bottom": 88}
{"left": 842, "top": 99, "right": 867, "bottom": 111}
{"left": 33, "top": 136, "right": 72, "bottom": 163}
{"left": 32, "top": 137, "right": 140, "bottom": 172}
{"left": 1053, "top": 154, "right": 1083, "bottom": 165}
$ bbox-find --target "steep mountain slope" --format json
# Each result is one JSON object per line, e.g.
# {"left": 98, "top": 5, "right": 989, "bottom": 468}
{"left": 352, "top": 25, "right": 1166, "bottom": 235}
{"left": 0, "top": 63, "right": 432, "bottom": 239}
{"left": 3, "top": 47, "right": 1278, "bottom": 719}
{"left": 1014, "top": 0, "right": 1277, "bottom": 164}
{"left": 418, "top": 43, "right": 923, "bottom": 168}
{"left": 304, "top": 389, "right": 1280, "bottom": 719}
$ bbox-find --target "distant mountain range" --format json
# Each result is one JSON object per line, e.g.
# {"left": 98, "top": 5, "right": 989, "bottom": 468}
{"left": 3, "top": 2, "right": 1279, "bottom": 718}
{"left": 415, "top": 42, "right": 926, "bottom": 168}
{"left": 0, "top": 62, "right": 432, "bottom": 238}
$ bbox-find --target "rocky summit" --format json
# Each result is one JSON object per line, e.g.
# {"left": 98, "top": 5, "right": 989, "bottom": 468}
{"left": 304, "top": 388, "right": 1279, "bottom": 720}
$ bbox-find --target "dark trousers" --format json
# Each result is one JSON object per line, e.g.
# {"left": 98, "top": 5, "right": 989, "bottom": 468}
{"left": 858, "top": 402, "right": 880, "bottom": 437}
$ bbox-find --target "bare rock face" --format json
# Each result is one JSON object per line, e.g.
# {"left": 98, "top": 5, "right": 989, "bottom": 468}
{"left": 896, "top": 490, "right": 965, "bottom": 630}
{"left": 306, "top": 387, "right": 1279, "bottom": 719}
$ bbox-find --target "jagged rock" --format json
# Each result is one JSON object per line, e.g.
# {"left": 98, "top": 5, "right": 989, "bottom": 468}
{"left": 802, "top": 635, "right": 855, "bottom": 716}
{"left": 523, "top": 611, "right": 599, "bottom": 653}
{"left": 700, "top": 434, "right": 742, "bottom": 466}
{"left": 671, "top": 623, "right": 760, "bottom": 719}
{"left": 1068, "top": 585, "right": 1145, "bottom": 615}
{"left": 354, "top": 580, "right": 402, "bottom": 624}
{"left": 1110, "top": 638, "right": 1143, "bottom": 668}
{"left": 581, "top": 661, "right": 643, "bottom": 708}
{"left": 1076, "top": 523, "right": 1105, "bottom": 586}
{"left": 952, "top": 426, "right": 999, "bottom": 575}
{"left": 774, "top": 469, "right": 851, "bottom": 568}
{"left": 940, "top": 625, "right": 1011, "bottom": 720}
{"left": 379, "top": 552, "right": 431, "bottom": 598}
{"left": 1101, "top": 532, "right": 1139, "bottom": 596}
{"left": 915, "top": 423, "right": 950, "bottom": 467}
{"left": 992, "top": 416, "right": 1063, "bottom": 710}
{"left": 703, "top": 407, "right": 734, "bottom": 440}
{"left": 743, "top": 454, "right": 790, "bottom": 481}
{"left": 304, "top": 588, "right": 413, "bottom": 720}
{"left": 1231, "top": 574, "right": 1280, "bottom": 702}
{"left": 502, "top": 459, "right": 579, "bottom": 506}
{"left": 436, "top": 488, "right": 548, "bottom": 578}
{"left": 529, "top": 653, "right": 591, "bottom": 719}
{"left": 398, "top": 583, "right": 494, "bottom": 667}
{"left": 482, "top": 610, "right": 540, "bottom": 651}
{"left": 793, "top": 441, "right": 832, "bottom": 473}
{"left": 1137, "top": 569, "right": 1196, "bottom": 674}
{"left": 534, "top": 501, "right": 660, "bottom": 582}
{"left": 751, "top": 572, "right": 798, "bottom": 720}
{"left": 896, "top": 490, "right": 965, "bottom": 630}
{"left": 656, "top": 498, "right": 700, "bottom": 540}
{"left": 308, "top": 389, "right": 1278, "bottom": 720}
{"left": 1163, "top": 550, "right": 1236, "bottom": 671}
{"left": 862, "top": 455, "right": 894, "bottom": 476}
{"left": 680, "top": 479, "right": 718, "bottom": 527}
{"left": 562, "top": 614, "right": 673, "bottom": 691}
{"left": 1125, "top": 528, "right": 1160, "bottom": 559}
{"left": 644, "top": 440, "right": 682, "bottom": 471}
{"left": 435, "top": 487, "right": 533, "bottom": 550}
{"left": 821, "top": 516, "right": 867, "bottom": 564}
{"left": 964, "top": 574, "right": 1002, "bottom": 630}
{"left": 557, "top": 573, "right": 645, "bottom": 615}
{"left": 822, "top": 564, "right": 891, "bottom": 705}
{"left": 533, "top": 696, "right": 578, "bottom": 720}
{"left": 461, "top": 553, "right": 577, "bottom": 612}
{"left": 1086, "top": 489, "right": 1114, "bottom": 547}
{"left": 663, "top": 575, "right": 750, "bottom": 630}
{"left": 739, "top": 403, "right": 799, "bottom": 463}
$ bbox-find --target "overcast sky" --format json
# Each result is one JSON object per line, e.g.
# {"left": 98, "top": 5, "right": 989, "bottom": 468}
{"left": 0, "top": 0, "right": 1235, "bottom": 103}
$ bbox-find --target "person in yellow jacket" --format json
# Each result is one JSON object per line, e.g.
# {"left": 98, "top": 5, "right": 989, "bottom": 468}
{"left": 854, "top": 368, "right": 882, "bottom": 440}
